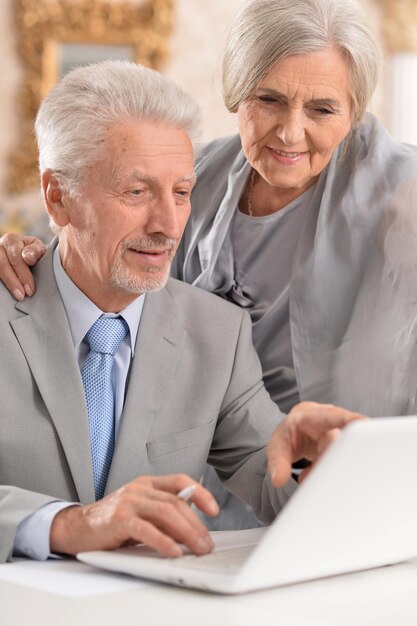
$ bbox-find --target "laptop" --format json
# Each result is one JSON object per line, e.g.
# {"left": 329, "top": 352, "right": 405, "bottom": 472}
{"left": 78, "top": 416, "right": 417, "bottom": 594}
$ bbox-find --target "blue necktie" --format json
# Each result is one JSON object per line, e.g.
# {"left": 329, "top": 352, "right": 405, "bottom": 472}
{"left": 81, "top": 316, "right": 129, "bottom": 500}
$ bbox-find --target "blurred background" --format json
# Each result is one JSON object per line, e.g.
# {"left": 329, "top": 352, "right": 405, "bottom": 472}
{"left": 0, "top": 0, "right": 414, "bottom": 238}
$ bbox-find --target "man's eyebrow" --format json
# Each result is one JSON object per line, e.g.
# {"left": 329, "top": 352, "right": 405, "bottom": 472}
{"left": 121, "top": 172, "right": 157, "bottom": 183}
{"left": 177, "top": 172, "right": 197, "bottom": 185}
{"left": 115, "top": 171, "right": 196, "bottom": 185}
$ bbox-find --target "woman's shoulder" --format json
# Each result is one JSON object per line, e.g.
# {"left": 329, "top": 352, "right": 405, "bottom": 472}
{"left": 195, "top": 134, "right": 242, "bottom": 177}
{"left": 353, "top": 114, "right": 417, "bottom": 172}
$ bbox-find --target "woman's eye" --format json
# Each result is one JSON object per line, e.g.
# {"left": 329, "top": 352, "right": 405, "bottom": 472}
{"left": 313, "top": 107, "right": 334, "bottom": 116}
{"left": 258, "top": 95, "right": 278, "bottom": 104}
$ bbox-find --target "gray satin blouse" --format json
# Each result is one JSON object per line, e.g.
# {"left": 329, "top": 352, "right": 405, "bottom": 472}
{"left": 173, "top": 113, "right": 417, "bottom": 417}
{"left": 171, "top": 113, "right": 417, "bottom": 529}
{"left": 229, "top": 191, "right": 312, "bottom": 411}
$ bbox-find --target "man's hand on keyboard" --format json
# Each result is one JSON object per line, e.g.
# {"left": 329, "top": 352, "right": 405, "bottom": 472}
{"left": 50, "top": 474, "right": 219, "bottom": 558}
{"left": 268, "top": 402, "right": 366, "bottom": 486}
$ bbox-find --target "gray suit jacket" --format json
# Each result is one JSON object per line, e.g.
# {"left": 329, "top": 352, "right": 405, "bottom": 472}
{"left": 0, "top": 245, "right": 295, "bottom": 562}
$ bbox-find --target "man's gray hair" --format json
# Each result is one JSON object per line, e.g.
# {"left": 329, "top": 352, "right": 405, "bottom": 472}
{"left": 35, "top": 60, "right": 202, "bottom": 196}
{"left": 222, "top": 0, "right": 381, "bottom": 123}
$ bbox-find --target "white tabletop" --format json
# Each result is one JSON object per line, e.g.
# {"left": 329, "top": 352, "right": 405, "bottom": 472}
{"left": 1, "top": 557, "right": 417, "bottom": 626}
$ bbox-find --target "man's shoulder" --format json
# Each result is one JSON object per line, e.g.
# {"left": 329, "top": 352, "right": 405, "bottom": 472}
{"left": 0, "top": 243, "right": 58, "bottom": 323}
{"left": 0, "top": 281, "right": 22, "bottom": 317}
{"left": 163, "top": 277, "right": 244, "bottom": 323}
{"left": 151, "top": 279, "right": 252, "bottom": 359}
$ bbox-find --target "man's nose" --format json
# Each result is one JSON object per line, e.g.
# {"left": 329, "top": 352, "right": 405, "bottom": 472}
{"left": 147, "top": 194, "right": 183, "bottom": 239}
{"left": 275, "top": 109, "right": 306, "bottom": 146}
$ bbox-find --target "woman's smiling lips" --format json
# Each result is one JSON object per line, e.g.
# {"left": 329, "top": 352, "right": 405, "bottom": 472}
{"left": 267, "top": 146, "right": 308, "bottom": 165}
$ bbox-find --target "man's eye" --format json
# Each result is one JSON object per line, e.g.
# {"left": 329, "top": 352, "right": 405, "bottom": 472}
{"left": 176, "top": 189, "right": 191, "bottom": 198}
{"left": 130, "top": 189, "right": 144, "bottom": 196}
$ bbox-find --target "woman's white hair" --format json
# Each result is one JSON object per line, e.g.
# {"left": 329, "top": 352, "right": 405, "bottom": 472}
{"left": 35, "top": 60, "right": 202, "bottom": 197}
{"left": 223, "top": 0, "right": 381, "bottom": 123}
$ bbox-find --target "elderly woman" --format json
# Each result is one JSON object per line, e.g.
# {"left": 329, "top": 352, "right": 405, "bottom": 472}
{"left": 2, "top": 0, "right": 417, "bottom": 528}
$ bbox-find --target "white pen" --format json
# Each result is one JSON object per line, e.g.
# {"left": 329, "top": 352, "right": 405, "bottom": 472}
{"left": 177, "top": 484, "right": 196, "bottom": 502}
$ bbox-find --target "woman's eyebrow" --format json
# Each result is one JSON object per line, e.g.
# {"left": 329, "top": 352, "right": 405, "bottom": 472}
{"left": 308, "top": 98, "right": 341, "bottom": 108}
{"left": 256, "top": 88, "right": 341, "bottom": 107}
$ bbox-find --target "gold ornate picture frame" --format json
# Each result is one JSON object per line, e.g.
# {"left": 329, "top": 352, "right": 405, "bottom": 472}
{"left": 8, "top": 0, "right": 174, "bottom": 193}
{"left": 383, "top": 0, "right": 417, "bottom": 53}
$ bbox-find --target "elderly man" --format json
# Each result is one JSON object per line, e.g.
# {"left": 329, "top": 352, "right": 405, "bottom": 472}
{"left": 0, "top": 61, "right": 361, "bottom": 563}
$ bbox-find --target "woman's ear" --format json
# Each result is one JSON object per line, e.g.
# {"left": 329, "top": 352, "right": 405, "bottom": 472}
{"left": 41, "top": 171, "right": 70, "bottom": 228}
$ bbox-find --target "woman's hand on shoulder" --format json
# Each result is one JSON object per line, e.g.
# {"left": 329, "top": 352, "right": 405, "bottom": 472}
{"left": 0, "top": 233, "right": 46, "bottom": 300}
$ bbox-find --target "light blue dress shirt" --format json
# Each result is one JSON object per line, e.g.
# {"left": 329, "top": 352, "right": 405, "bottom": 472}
{"left": 14, "top": 246, "right": 145, "bottom": 559}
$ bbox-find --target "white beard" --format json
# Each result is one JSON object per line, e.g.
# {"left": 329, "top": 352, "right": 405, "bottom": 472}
{"left": 110, "top": 235, "right": 177, "bottom": 294}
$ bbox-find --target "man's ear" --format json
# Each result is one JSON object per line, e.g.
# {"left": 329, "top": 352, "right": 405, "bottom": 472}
{"left": 41, "top": 171, "right": 70, "bottom": 228}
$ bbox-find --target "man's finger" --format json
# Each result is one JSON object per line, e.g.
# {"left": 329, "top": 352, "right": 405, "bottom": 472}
{"left": 287, "top": 402, "right": 365, "bottom": 440}
{"left": 151, "top": 474, "right": 219, "bottom": 516}
{"left": 127, "top": 518, "right": 183, "bottom": 558}
{"left": 267, "top": 423, "right": 294, "bottom": 487}
{"left": 268, "top": 402, "right": 366, "bottom": 487}
{"left": 297, "top": 430, "right": 341, "bottom": 484}
{"left": 118, "top": 481, "right": 215, "bottom": 555}
{"left": 137, "top": 496, "right": 214, "bottom": 555}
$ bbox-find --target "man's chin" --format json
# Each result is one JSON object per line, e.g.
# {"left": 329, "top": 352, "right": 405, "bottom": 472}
{"left": 110, "top": 265, "right": 170, "bottom": 295}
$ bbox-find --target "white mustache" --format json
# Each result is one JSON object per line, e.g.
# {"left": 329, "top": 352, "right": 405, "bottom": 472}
{"left": 122, "top": 237, "right": 177, "bottom": 256}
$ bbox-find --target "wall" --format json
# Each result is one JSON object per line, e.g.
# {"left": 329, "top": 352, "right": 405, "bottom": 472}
{"left": 0, "top": 0, "right": 392, "bottom": 234}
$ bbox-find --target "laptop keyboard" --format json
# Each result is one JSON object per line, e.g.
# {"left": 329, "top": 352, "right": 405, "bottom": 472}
{"left": 169, "top": 545, "right": 255, "bottom": 574}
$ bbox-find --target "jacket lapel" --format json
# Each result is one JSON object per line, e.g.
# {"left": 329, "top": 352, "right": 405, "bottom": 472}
{"left": 106, "top": 284, "right": 187, "bottom": 492}
{"left": 10, "top": 246, "right": 95, "bottom": 503}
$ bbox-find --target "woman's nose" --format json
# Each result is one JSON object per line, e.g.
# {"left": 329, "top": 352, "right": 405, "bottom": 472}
{"left": 275, "top": 110, "right": 306, "bottom": 146}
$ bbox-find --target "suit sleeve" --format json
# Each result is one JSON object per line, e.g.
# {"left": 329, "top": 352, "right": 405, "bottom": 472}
{"left": 207, "top": 311, "right": 297, "bottom": 523}
{"left": 0, "top": 486, "right": 60, "bottom": 562}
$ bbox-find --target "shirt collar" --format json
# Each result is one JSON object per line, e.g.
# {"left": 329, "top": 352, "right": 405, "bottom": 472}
{"left": 53, "top": 246, "right": 144, "bottom": 355}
